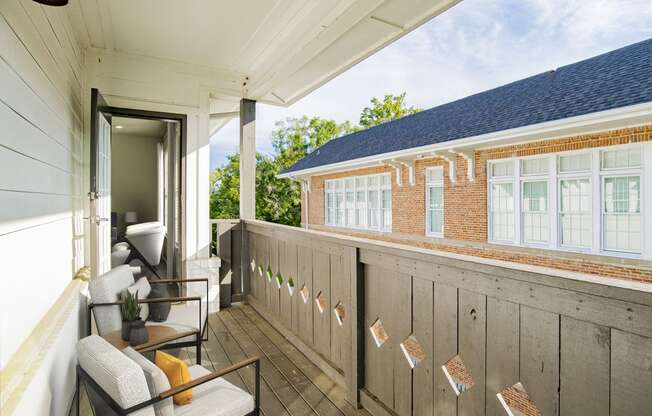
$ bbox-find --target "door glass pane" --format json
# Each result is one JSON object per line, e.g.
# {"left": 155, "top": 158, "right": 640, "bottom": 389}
{"left": 603, "top": 176, "right": 641, "bottom": 252}
{"left": 490, "top": 182, "right": 514, "bottom": 241}
{"left": 491, "top": 161, "right": 514, "bottom": 177}
{"left": 522, "top": 181, "right": 548, "bottom": 244}
{"left": 559, "top": 153, "right": 591, "bottom": 173}
{"left": 559, "top": 179, "right": 591, "bottom": 248}
{"left": 601, "top": 147, "right": 641, "bottom": 169}
{"left": 356, "top": 190, "right": 366, "bottom": 227}
{"left": 521, "top": 158, "right": 548, "bottom": 176}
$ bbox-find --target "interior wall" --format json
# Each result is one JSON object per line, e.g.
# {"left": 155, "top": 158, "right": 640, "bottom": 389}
{"left": 111, "top": 132, "right": 160, "bottom": 233}
{"left": 0, "top": 1, "right": 86, "bottom": 415}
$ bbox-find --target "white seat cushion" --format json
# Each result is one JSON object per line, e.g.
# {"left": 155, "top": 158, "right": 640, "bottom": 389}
{"left": 89, "top": 265, "right": 135, "bottom": 335}
{"left": 173, "top": 365, "right": 254, "bottom": 416}
{"left": 145, "top": 281, "right": 208, "bottom": 343}
{"left": 77, "top": 335, "right": 154, "bottom": 416}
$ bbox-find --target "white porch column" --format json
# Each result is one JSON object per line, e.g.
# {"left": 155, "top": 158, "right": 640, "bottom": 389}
{"left": 239, "top": 99, "right": 256, "bottom": 219}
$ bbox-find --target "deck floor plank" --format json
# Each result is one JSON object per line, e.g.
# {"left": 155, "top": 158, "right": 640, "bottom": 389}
{"left": 219, "top": 307, "right": 318, "bottom": 416}
{"left": 240, "top": 305, "right": 369, "bottom": 416}
{"left": 228, "top": 307, "right": 345, "bottom": 416}
{"left": 208, "top": 313, "right": 290, "bottom": 416}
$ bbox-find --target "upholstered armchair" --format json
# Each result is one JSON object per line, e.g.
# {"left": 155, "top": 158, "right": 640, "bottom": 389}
{"left": 76, "top": 335, "right": 259, "bottom": 416}
{"left": 88, "top": 265, "right": 209, "bottom": 363}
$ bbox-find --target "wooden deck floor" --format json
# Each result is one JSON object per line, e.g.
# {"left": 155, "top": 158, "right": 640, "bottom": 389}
{"left": 198, "top": 304, "right": 368, "bottom": 416}
{"left": 80, "top": 304, "right": 368, "bottom": 416}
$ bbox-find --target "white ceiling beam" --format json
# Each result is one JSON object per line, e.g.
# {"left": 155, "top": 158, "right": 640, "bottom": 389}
{"left": 209, "top": 111, "right": 239, "bottom": 120}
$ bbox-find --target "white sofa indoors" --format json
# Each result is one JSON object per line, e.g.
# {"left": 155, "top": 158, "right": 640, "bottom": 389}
{"left": 88, "top": 265, "right": 209, "bottom": 363}
{"left": 76, "top": 335, "right": 259, "bottom": 416}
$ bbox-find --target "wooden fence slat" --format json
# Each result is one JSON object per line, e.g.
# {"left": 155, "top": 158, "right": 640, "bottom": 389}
{"left": 560, "top": 316, "right": 610, "bottom": 416}
{"left": 287, "top": 242, "right": 299, "bottom": 334}
{"left": 330, "top": 253, "right": 348, "bottom": 372}
{"left": 458, "top": 290, "right": 486, "bottom": 416}
{"left": 485, "top": 297, "right": 519, "bottom": 416}
{"left": 412, "top": 277, "right": 434, "bottom": 416}
{"left": 610, "top": 329, "right": 652, "bottom": 416}
{"left": 297, "top": 246, "right": 314, "bottom": 346}
{"left": 269, "top": 238, "right": 280, "bottom": 315}
{"left": 313, "top": 250, "right": 331, "bottom": 359}
{"left": 520, "top": 306, "right": 559, "bottom": 416}
{"left": 279, "top": 241, "right": 293, "bottom": 329}
{"left": 248, "top": 233, "right": 257, "bottom": 299}
{"left": 391, "top": 271, "right": 412, "bottom": 416}
{"left": 434, "top": 283, "right": 458, "bottom": 416}
{"left": 364, "top": 265, "right": 393, "bottom": 406}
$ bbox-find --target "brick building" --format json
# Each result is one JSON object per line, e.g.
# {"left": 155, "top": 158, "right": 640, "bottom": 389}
{"left": 280, "top": 38, "right": 652, "bottom": 283}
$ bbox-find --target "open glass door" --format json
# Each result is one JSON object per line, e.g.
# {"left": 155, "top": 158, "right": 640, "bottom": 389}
{"left": 90, "top": 88, "right": 112, "bottom": 277}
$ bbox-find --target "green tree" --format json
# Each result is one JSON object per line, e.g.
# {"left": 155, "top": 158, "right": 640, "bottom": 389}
{"left": 209, "top": 154, "right": 240, "bottom": 219}
{"left": 272, "top": 116, "right": 355, "bottom": 170}
{"left": 359, "top": 93, "right": 421, "bottom": 129}
{"left": 210, "top": 93, "right": 420, "bottom": 227}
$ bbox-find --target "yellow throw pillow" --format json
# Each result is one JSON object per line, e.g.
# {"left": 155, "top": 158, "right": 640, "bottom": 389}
{"left": 155, "top": 351, "right": 193, "bottom": 405}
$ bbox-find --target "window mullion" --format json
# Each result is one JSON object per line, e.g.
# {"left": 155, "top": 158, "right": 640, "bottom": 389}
{"left": 514, "top": 159, "right": 522, "bottom": 245}
{"left": 644, "top": 142, "right": 652, "bottom": 259}
{"left": 592, "top": 148, "right": 601, "bottom": 254}
{"left": 549, "top": 156, "right": 558, "bottom": 249}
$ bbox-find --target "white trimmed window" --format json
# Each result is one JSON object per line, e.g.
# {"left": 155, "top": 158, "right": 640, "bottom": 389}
{"left": 489, "top": 160, "right": 515, "bottom": 242}
{"left": 521, "top": 158, "right": 549, "bottom": 244}
{"left": 325, "top": 173, "right": 391, "bottom": 231}
{"left": 601, "top": 147, "right": 642, "bottom": 253}
{"left": 558, "top": 153, "right": 593, "bottom": 249}
{"left": 487, "top": 143, "right": 647, "bottom": 259}
{"left": 426, "top": 167, "right": 444, "bottom": 236}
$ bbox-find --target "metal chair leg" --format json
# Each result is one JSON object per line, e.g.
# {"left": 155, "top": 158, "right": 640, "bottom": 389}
{"left": 196, "top": 333, "right": 202, "bottom": 365}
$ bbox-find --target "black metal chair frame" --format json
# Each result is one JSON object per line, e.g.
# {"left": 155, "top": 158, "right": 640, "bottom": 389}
{"left": 88, "top": 278, "right": 210, "bottom": 364}
{"left": 76, "top": 356, "right": 260, "bottom": 415}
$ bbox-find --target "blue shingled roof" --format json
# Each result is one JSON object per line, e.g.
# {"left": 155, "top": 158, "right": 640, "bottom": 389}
{"left": 283, "top": 38, "right": 652, "bottom": 174}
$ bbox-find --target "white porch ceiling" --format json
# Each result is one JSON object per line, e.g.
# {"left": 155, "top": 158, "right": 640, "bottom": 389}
{"left": 68, "top": 0, "right": 458, "bottom": 105}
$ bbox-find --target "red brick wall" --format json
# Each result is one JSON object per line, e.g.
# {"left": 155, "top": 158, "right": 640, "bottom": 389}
{"left": 305, "top": 125, "right": 652, "bottom": 282}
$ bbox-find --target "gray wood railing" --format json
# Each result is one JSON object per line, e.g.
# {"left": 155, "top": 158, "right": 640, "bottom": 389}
{"left": 220, "top": 219, "right": 652, "bottom": 416}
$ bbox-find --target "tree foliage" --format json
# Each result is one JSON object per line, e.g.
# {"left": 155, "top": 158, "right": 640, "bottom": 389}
{"left": 210, "top": 93, "right": 420, "bottom": 227}
{"left": 359, "top": 92, "right": 421, "bottom": 128}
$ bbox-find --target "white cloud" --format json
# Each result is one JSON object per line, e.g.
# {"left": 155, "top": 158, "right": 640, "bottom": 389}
{"left": 210, "top": 0, "right": 652, "bottom": 169}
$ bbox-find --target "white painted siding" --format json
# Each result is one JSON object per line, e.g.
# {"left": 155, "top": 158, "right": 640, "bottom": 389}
{"left": 0, "top": 1, "right": 85, "bottom": 415}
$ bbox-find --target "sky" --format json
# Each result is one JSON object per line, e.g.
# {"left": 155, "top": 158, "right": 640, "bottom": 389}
{"left": 210, "top": 0, "right": 652, "bottom": 170}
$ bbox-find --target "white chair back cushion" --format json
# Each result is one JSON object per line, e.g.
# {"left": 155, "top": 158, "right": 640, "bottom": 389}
{"left": 77, "top": 335, "right": 155, "bottom": 416}
{"left": 89, "top": 265, "right": 135, "bottom": 335}
{"left": 122, "top": 347, "right": 174, "bottom": 416}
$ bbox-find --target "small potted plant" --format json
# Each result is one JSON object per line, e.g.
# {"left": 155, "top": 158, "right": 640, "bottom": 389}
{"left": 120, "top": 289, "right": 148, "bottom": 345}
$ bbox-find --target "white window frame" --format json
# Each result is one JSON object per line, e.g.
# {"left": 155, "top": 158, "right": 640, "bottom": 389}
{"left": 600, "top": 146, "right": 643, "bottom": 254}
{"left": 425, "top": 166, "right": 444, "bottom": 237}
{"left": 486, "top": 142, "right": 650, "bottom": 260}
{"left": 520, "top": 156, "right": 549, "bottom": 247}
{"left": 488, "top": 160, "right": 517, "bottom": 244}
{"left": 324, "top": 173, "right": 391, "bottom": 232}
